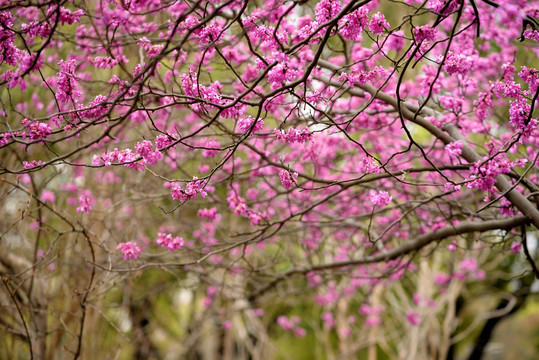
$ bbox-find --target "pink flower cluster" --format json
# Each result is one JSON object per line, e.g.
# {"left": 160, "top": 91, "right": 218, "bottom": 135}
{"left": 227, "top": 191, "right": 268, "bottom": 225}
{"left": 194, "top": 22, "right": 225, "bottom": 48}
{"left": 155, "top": 134, "right": 176, "bottom": 149}
{"left": 93, "top": 148, "right": 144, "bottom": 170}
{"left": 117, "top": 242, "right": 141, "bottom": 260}
{"left": 360, "top": 156, "right": 380, "bottom": 174}
{"left": 56, "top": 59, "right": 82, "bottom": 103}
{"left": 227, "top": 192, "right": 248, "bottom": 215}
{"left": 337, "top": 66, "right": 384, "bottom": 88}
{"left": 277, "top": 315, "right": 306, "bottom": 337}
{"left": 138, "top": 36, "right": 164, "bottom": 58}
{"left": 24, "top": 120, "right": 52, "bottom": 141}
{"left": 315, "top": 0, "right": 341, "bottom": 24}
{"left": 523, "top": 29, "right": 539, "bottom": 41}
{"left": 0, "top": 12, "right": 20, "bottom": 67}
{"left": 279, "top": 170, "right": 298, "bottom": 190}
{"left": 499, "top": 197, "right": 514, "bottom": 217}
{"left": 76, "top": 190, "right": 95, "bottom": 213}
{"left": 511, "top": 241, "right": 522, "bottom": 253}
{"left": 519, "top": 66, "right": 538, "bottom": 92}
{"left": 237, "top": 116, "right": 264, "bottom": 134}
{"left": 134, "top": 140, "right": 163, "bottom": 165}
{"left": 406, "top": 311, "right": 421, "bottom": 326}
{"left": 22, "top": 160, "right": 46, "bottom": 169}
{"left": 92, "top": 56, "right": 119, "bottom": 69}
{"left": 41, "top": 190, "right": 55, "bottom": 204}
{"left": 455, "top": 257, "right": 485, "bottom": 280}
{"left": 321, "top": 312, "right": 335, "bottom": 328}
{"left": 202, "top": 285, "right": 219, "bottom": 307}
{"left": 78, "top": 95, "right": 109, "bottom": 120}
{"left": 368, "top": 12, "right": 390, "bottom": 35}
{"left": 242, "top": 17, "right": 289, "bottom": 52}
{"left": 199, "top": 138, "right": 220, "bottom": 158}
{"left": 198, "top": 207, "right": 218, "bottom": 221}
{"left": 445, "top": 141, "right": 463, "bottom": 158}
{"left": 369, "top": 190, "right": 392, "bottom": 207}
{"left": 156, "top": 232, "right": 184, "bottom": 251}
{"left": 21, "top": 21, "right": 51, "bottom": 39}
{"left": 466, "top": 156, "right": 513, "bottom": 192}
{"left": 359, "top": 304, "right": 385, "bottom": 327}
{"left": 338, "top": 8, "right": 368, "bottom": 41}
{"left": 180, "top": 69, "right": 241, "bottom": 115}
{"left": 413, "top": 25, "right": 437, "bottom": 43}
{"left": 48, "top": 6, "right": 84, "bottom": 26}
{"left": 170, "top": 177, "right": 208, "bottom": 203}
{"left": 509, "top": 98, "right": 537, "bottom": 137}
{"left": 267, "top": 60, "right": 299, "bottom": 89}
{"left": 439, "top": 95, "right": 463, "bottom": 112}
{"left": 274, "top": 127, "right": 313, "bottom": 143}
{"left": 0, "top": 132, "right": 13, "bottom": 147}
{"left": 442, "top": 52, "right": 473, "bottom": 76}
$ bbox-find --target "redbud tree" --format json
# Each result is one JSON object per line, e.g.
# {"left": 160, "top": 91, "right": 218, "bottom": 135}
{"left": 1, "top": 0, "right": 539, "bottom": 358}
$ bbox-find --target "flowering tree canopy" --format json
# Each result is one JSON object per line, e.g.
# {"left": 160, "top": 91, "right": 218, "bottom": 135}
{"left": 1, "top": 0, "right": 539, "bottom": 358}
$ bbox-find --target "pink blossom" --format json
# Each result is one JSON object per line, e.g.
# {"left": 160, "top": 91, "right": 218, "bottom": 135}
{"left": 279, "top": 170, "right": 298, "bottom": 189}
{"left": 459, "top": 258, "right": 478, "bottom": 272}
{"left": 22, "top": 160, "right": 46, "bottom": 169}
{"left": 361, "top": 156, "right": 380, "bottom": 174}
{"left": 369, "top": 190, "right": 392, "bottom": 207}
{"left": 277, "top": 315, "right": 295, "bottom": 331}
{"left": 135, "top": 140, "right": 162, "bottom": 165}
{"left": 413, "top": 25, "right": 437, "bottom": 43}
{"left": 56, "top": 59, "right": 82, "bottom": 103}
{"left": 338, "top": 7, "right": 368, "bottom": 41}
{"left": 267, "top": 61, "right": 298, "bottom": 89}
{"left": 116, "top": 242, "right": 141, "bottom": 260}
{"left": 510, "top": 241, "right": 522, "bottom": 253}
{"left": 406, "top": 311, "right": 421, "bottom": 326}
{"left": 444, "top": 183, "right": 461, "bottom": 192}
{"left": 315, "top": 0, "right": 342, "bottom": 24}
{"left": 29, "top": 220, "right": 40, "bottom": 231}
{"left": 365, "top": 315, "right": 381, "bottom": 327}
{"left": 434, "top": 272, "right": 451, "bottom": 285}
{"left": 238, "top": 116, "right": 264, "bottom": 134}
{"left": 200, "top": 138, "right": 220, "bottom": 158}
{"left": 41, "top": 190, "right": 55, "bottom": 204}
{"left": 385, "top": 30, "right": 405, "bottom": 51}
{"left": 92, "top": 56, "right": 119, "bottom": 69}
{"left": 466, "top": 155, "right": 514, "bottom": 192}
{"left": 76, "top": 191, "right": 95, "bottom": 213}
{"left": 321, "top": 312, "right": 335, "bottom": 328}
{"left": 442, "top": 52, "right": 473, "bottom": 75}
{"left": 171, "top": 177, "right": 207, "bottom": 203}
{"left": 201, "top": 297, "right": 212, "bottom": 307}
{"left": 368, "top": 12, "right": 390, "bottom": 35}
{"left": 25, "top": 121, "right": 52, "bottom": 141}
{"left": 499, "top": 198, "right": 514, "bottom": 217}
{"left": 227, "top": 192, "right": 248, "bottom": 215}
{"left": 156, "top": 232, "right": 184, "bottom": 251}
{"left": 206, "top": 285, "right": 218, "bottom": 297}
{"left": 523, "top": 29, "right": 539, "bottom": 41}
{"left": 519, "top": 66, "right": 538, "bottom": 92}
{"left": 50, "top": 6, "right": 84, "bottom": 26}
{"left": 274, "top": 127, "right": 313, "bottom": 143}
{"left": 0, "top": 132, "right": 13, "bottom": 146}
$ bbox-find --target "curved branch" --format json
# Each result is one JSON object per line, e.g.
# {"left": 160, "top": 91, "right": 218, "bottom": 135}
{"left": 248, "top": 215, "right": 528, "bottom": 300}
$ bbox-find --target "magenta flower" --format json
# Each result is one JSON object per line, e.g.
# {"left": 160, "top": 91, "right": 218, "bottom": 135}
{"left": 116, "top": 242, "right": 141, "bottom": 260}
